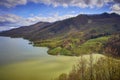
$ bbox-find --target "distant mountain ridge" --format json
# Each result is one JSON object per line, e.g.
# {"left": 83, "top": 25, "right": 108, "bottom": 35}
{"left": 0, "top": 13, "right": 120, "bottom": 41}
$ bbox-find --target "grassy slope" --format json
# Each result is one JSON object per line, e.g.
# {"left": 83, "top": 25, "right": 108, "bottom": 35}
{"left": 76, "top": 36, "right": 110, "bottom": 54}
{"left": 34, "top": 36, "right": 110, "bottom": 56}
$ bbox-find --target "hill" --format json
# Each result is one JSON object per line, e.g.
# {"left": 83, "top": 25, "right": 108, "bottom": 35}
{"left": 0, "top": 13, "right": 120, "bottom": 40}
{"left": 0, "top": 13, "right": 120, "bottom": 56}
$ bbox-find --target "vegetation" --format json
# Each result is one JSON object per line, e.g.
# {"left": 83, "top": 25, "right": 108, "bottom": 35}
{"left": 55, "top": 35, "right": 120, "bottom": 80}
{"left": 104, "top": 34, "right": 120, "bottom": 57}
{"left": 34, "top": 36, "right": 110, "bottom": 56}
{"left": 0, "top": 13, "right": 120, "bottom": 56}
{"left": 0, "top": 13, "right": 120, "bottom": 80}
{"left": 56, "top": 55, "right": 120, "bottom": 80}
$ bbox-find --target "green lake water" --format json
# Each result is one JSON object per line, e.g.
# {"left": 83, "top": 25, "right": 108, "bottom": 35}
{"left": 0, "top": 37, "right": 79, "bottom": 80}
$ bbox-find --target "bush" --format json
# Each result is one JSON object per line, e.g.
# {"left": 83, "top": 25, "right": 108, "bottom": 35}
{"left": 105, "top": 34, "right": 120, "bottom": 57}
{"left": 57, "top": 55, "right": 120, "bottom": 80}
{"left": 48, "top": 47, "right": 62, "bottom": 55}
{"left": 61, "top": 48, "right": 72, "bottom": 56}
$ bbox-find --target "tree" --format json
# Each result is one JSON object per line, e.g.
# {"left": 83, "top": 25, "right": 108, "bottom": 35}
{"left": 105, "top": 34, "right": 120, "bottom": 57}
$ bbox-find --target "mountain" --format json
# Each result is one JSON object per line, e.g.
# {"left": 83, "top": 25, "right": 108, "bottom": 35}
{"left": 0, "top": 13, "right": 120, "bottom": 56}
{"left": 0, "top": 22, "right": 51, "bottom": 39}
{"left": 0, "top": 13, "right": 120, "bottom": 41}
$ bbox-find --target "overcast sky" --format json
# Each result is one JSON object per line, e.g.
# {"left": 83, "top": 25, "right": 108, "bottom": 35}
{"left": 0, "top": 0, "right": 120, "bottom": 31}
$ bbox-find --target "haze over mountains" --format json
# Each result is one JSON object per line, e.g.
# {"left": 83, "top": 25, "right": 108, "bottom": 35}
{"left": 0, "top": 13, "right": 120, "bottom": 41}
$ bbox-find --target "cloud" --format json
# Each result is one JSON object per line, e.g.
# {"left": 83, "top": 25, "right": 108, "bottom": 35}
{"left": 0, "top": 14, "right": 22, "bottom": 31}
{"left": 0, "top": 13, "right": 78, "bottom": 31}
{"left": 26, "top": 12, "right": 78, "bottom": 23}
{"left": 0, "top": 14, "right": 22, "bottom": 23}
{"left": 0, "top": 26, "right": 9, "bottom": 31}
{"left": 111, "top": 3, "right": 120, "bottom": 14}
{"left": 1, "top": 0, "right": 120, "bottom": 31}
{"left": 0, "top": 0, "right": 114, "bottom": 8}
{"left": 0, "top": 0, "right": 27, "bottom": 8}
{"left": 30, "top": 0, "right": 114, "bottom": 8}
{"left": 0, "top": 26, "right": 16, "bottom": 31}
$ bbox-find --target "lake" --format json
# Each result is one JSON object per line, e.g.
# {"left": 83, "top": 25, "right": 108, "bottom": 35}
{"left": 0, "top": 37, "right": 79, "bottom": 80}
{"left": 0, "top": 37, "right": 50, "bottom": 65}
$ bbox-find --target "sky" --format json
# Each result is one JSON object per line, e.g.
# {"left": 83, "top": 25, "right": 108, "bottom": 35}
{"left": 0, "top": 0, "right": 120, "bottom": 31}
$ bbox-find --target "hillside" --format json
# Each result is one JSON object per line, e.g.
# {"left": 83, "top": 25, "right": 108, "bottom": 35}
{"left": 0, "top": 22, "right": 51, "bottom": 39}
{"left": 0, "top": 13, "right": 120, "bottom": 56}
{"left": 0, "top": 13, "right": 120, "bottom": 40}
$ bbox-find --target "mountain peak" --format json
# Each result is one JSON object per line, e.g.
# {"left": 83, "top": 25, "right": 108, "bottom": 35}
{"left": 101, "top": 12, "right": 109, "bottom": 15}
{"left": 0, "top": 13, "right": 120, "bottom": 40}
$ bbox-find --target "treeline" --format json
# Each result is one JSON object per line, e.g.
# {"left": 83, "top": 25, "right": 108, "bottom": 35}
{"left": 56, "top": 54, "right": 120, "bottom": 80}
{"left": 84, "top": 31, "right": 111, "bottom": 40}
{"left": 105, "top": 34, "right": 120, "bottom": 57}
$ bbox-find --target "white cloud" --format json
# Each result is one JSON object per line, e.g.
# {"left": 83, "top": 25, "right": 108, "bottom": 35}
{"left": 0, "top": 0, "right": 114, "bottom": 8}
{"left": 0, "top": 14, "right": 21, "bottom": 31}
{"left": 30, "top": 0, "right": 113, "bottom": 8}
{"left": 0, "top": 14, "right": 22, "bottom": 23}
{"left": 111, "top": 3, "right": 120, "bottom": 14}
{"left": 0, "top": 26, "right": 17, "bottom": 31}
{"left": 26, "top": 13, "right": 78, "bottom": 24}
{"left": 0, "top": 13, "right": 78, "bottom": 31}
{"left": 24, "top": 12, "right": 78, "bottom": 24}
{"left": 0, "top": 0, "right": 27, "bottom": 8}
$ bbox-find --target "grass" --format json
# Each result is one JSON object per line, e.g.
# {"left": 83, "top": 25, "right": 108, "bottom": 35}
{"left": 40, "top": 36, "right": 110, "bottom": 56}
{"left": 72, "top": 36, "right": 110, "bottom": 55}
{"left": 0, "top": 54, "right": 104, "bottom": 80}
{"left": 75, "top": 36, "right": 110, "bottom": 54}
